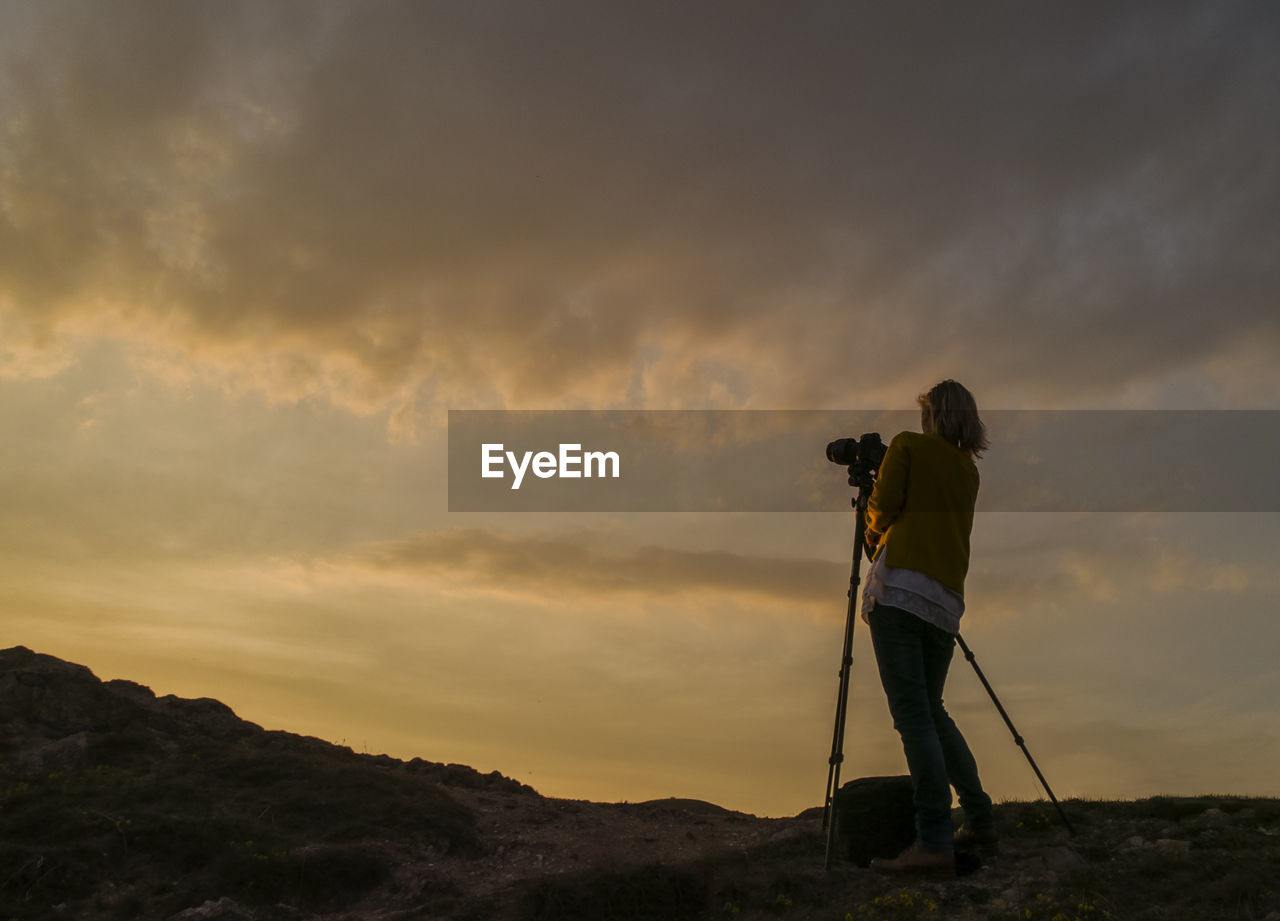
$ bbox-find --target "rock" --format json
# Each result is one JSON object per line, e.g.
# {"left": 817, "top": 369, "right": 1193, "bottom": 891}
{"left": 1199, "top": 808, "right": 1228, "bottom": 827}
{"left": 1155, "top": 839, "right": 1191, "bottom": 859}
{"left": 1042, "top": 846, "right": 1086, "bottom": 873}
{"left": 15, "top": 731, "right": 90, "bottom": 772}
{"left": 0, "top": 649, "right": 138, "bottom": 735}
{"left": 156, "top": 695, "right": 251, "bottom": 736}
{"left": 1121, "top": 835, "right": 1146, "bottom": 850}
{"left": 104, "top": 679, "right": 157, "bottom": 703}
{"left": 167, "top": 897, "right": 255, "bottom": 921}
{"left": 1261, "top": 911, "right": 1280, "bottom": 921}
{"left": 767, "top": 824, "right": 808, "bottom": 844}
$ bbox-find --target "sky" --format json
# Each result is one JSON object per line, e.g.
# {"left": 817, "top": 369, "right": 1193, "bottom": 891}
{"left": 1, "top": 0, "right": 1278, "bottom": 817}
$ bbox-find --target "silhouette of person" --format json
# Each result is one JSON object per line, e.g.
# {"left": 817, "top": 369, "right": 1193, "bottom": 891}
{"left": 860, "top": 379, "right": 997, "bottom": 876}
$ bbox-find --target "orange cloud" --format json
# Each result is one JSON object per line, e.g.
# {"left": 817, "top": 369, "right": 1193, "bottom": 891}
{"left": 279, "top": 527, "right": 846, "bottom": 617}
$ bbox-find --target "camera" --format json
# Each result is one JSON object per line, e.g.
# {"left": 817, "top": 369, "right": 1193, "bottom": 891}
{"left": 825, "top": 432, "right": 887, "bottom": 470}
{"left": 827, "top": 432, "right": 887, "bottom": 494}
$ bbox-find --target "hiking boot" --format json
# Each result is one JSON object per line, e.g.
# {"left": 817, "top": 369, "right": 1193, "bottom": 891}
{"left": 869, "top": 843, "right": 956, "bottom": 877}
{"left": 954, "top": 824, "right": 1000, "bottom": 855}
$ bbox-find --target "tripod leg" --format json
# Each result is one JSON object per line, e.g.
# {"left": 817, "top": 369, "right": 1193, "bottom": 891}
{"left": 822, "top": 603, "right": 855, "bottom": 828}
{"left": 823, "top": 493, "right": 868, "bottom": 869}
{"left": 956, "top": 634, "right": 1075, "bottom": 836}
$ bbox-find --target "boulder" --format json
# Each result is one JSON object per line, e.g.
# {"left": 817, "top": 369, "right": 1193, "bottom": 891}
{"left": 15, "top": 731, "right": 90, "bottom": 772}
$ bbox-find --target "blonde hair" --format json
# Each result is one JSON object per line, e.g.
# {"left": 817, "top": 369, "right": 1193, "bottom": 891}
{"left": 918, "top": 379, "right": 989, "bottom": 459}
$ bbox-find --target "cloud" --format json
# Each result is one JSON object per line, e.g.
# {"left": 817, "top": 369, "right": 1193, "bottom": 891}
{"left": 1, "top": 1, "right": 1277, "bottom": 422}
{"left": 0, "top": 308, "right": 77, "bottom": 379}
{"left": 281, "top": 527, "right": 846, "bottom": 615}
{"left": 262, "top": 511, "right": 1280, "bottom": 622}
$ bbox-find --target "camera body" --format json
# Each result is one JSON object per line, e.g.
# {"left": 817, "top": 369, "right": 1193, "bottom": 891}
{"left": 826, "top": 432, "right": 887, "bottom": 469}
{"left": 827, "top": 432, "right": 886, "bottom": 493}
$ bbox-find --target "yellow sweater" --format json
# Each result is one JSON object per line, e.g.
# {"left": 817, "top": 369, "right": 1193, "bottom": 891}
{"left": 864, "top": 431, "right": 979, "bottom": 596}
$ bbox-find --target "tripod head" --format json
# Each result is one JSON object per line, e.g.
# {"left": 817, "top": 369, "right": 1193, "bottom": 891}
{"left": 846, "top": 458, "right": 878, "bottom": 492}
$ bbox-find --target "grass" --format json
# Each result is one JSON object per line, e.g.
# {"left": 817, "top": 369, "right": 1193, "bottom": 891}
{"left": 0, "top": 728, "right": 478, "bottom": 920}
{"left": 519, "top": 863, "right": 709, "bottom": 921}
{"left": 5, "top": 752, "right": 1279, "bottom": 921}
{"left": 510, "top": 796, "right": 1280, "bottom": 921}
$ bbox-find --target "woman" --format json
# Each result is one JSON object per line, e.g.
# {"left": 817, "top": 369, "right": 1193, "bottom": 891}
{"left": 861, "top": 379, "right": 997, "bottom": 876}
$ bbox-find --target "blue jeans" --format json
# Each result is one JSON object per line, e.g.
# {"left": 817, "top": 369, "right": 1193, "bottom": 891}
{"left": 868, "top": 602, "right": 994, "bottom": 852}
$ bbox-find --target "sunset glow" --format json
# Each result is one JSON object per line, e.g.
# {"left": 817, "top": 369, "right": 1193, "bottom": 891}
{"left": 2, "top": 1, "right": 1278, "bottom": 817}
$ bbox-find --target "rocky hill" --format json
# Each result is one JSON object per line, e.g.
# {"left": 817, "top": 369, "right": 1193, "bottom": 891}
{"left": 2, "top": 646, "right": 1277, "bottom": 921}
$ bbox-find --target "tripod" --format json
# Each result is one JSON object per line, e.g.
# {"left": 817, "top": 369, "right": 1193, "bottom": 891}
{"left": 822, "top": 478, "right": 1073, "bottom": 870}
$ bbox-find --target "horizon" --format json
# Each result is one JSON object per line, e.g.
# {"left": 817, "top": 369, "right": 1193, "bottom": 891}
{"left": 1, "top": 0, "right": 1278, "bottom": 818}
{"left": 10, "top": 640, "right": 1280, "bottom": 819}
